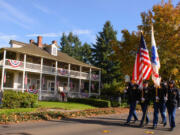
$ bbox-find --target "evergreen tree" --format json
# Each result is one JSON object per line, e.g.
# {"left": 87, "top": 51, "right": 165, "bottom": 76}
{"left": 92, "top": 21, "right": 122, "bottom": 84}
{"left": 81, "top": 42, "right": 92, "bottom": 64}
{"left": 60, "top": 33, "right": 73, "bottom": 57}
{"left": 60, "top": 32, "right": 82, "bottom": 61}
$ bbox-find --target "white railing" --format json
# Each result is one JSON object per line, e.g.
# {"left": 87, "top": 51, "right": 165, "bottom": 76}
{"left": 68, "top": 92, "right": 80, "bottom": 98}
{"left": 70, "top": 70, "right": 81, "bottom": 78}
{"left": 43, "top": 65, "right": 56, "bottom": 74}
{"left": 81, "top": 72, "right": 89, "bottom": 79}
{"left": 3, "top": 87, "right": 23, "bottom": 91}
{"left": 41, "top": 90, "right": 54, "bottom": 94}
{"left": 26, "top": 62, "right": 41, "bottom": 71}
{"left": 4, "top": 59, "right": 99, "bottom": 81}
{"left": 5, "top": 59, "right": 24, "bottom": 69}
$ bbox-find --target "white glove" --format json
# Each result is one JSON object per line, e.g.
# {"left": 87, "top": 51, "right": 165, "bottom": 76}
{"left": 136, "top": 101, "right": 139, "bottom": 104}
{"left": 141, "top": 98, "right": 145, "bottom": 101}
{"left": 178, "top": 107, "right": 180, "bottom": 110}
{"left": 124, "top": 89, "right": 127, "bottom": 93}
{"left": 156, "top": 96, "right": 159, "bottom": 100}
{"left": 164, "top": 97, "right": 168, "bottom": 101}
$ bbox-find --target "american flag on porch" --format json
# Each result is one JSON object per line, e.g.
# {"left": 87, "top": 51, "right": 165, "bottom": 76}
{"left": 132, "top": 33, "right": 152, "bottom": 88}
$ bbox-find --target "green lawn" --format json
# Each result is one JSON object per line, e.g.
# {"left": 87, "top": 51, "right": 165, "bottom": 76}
{"left": 0, "top": 101, "right": 95, "bottom": 115}
{"left": 38, "top": 101, "right": 96, "bottom": 110}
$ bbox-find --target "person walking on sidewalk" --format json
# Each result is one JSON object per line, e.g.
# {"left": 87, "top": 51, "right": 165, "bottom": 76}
{"left": 139, "top": 80, "right": 151, "bottom": 127}
{"left": 125, "top": 81, "right": 140, "bottom": 125}
{"left": 152, "top": 81, "right": 167, "bottom": 129}
{"left": 166, "top": 80, "right": 180, "bottom": 131}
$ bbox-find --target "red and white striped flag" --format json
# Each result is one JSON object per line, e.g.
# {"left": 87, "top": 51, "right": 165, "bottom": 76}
{"left": 132, "top": 33, "right": 152, "bottom": 88}
{"left": 24, "top": 73, "right": 28, "bottom": 85}
{"left": 3, "top": 71, "right": 6, "bottom": 84}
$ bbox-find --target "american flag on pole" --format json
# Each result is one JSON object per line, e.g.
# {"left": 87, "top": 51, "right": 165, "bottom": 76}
{"left": 132, "top": 33, "right": 152, "bottom": 88}
{"left": 151, "top": 25, "right": 161, "bottom": 86}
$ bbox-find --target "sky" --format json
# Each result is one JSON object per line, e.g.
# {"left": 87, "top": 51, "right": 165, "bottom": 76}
{"left": 0, "top": 0, "right": 179, "bottom": 47}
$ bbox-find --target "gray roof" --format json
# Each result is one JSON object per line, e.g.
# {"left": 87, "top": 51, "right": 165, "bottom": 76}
{"left": 0, "top": 40, "right": 100, "bottom": 70}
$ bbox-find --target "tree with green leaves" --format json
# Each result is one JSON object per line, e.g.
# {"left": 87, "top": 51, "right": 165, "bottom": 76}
{"left": 112, "top": 30, "right": 140, "bottom": 77}
{"left": 138, "top": 1, "right": 180, "bottom": 80}
{"left": 92, "top": 21, "right": 122, "bottom": 84}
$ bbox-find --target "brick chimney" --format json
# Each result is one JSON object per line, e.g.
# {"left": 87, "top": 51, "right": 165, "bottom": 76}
{"left": 29, "top": 39, "right": 34, "bottom": 44}
{"left": 37, "top": 36, "right": 43, "bottom": 48}
{"left": 52, "top": 40, "right": 57, "bottom": 45}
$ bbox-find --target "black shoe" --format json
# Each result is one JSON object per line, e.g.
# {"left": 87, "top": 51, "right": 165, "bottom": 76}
{"left": 145, "top": 121, "right": 149, "bottom": 125}
{"left": 170, "top": 127, "right": 174, "bottom": 131}
{"left": 124, "top": 122, "right": 130, "bottom": 125}
{"left": 153, "top": 125, "right": 157, "bottom": 129}
{"left": 139, "top": 123, "right": 144, "bottom": 127}
{"left": 134, "top": 119, "right": 138, "bottom": 123}
{"left": 163, "top": 122, "right": 167, "bottom": 127}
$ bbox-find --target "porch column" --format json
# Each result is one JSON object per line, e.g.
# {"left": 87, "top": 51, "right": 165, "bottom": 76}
{"left": 88, "top": 68, "right": 92, "bottom": 97}
{"left": 54, "top": 61, "right": 58, "bottom": 96}
{"left": 1, "top": 50, "right": 6, "bottom": 91}
{"left": 39, "top": 58, "right": 43, "bottom": 100}
{"left": 67, "top": 64, "right": 71, "bottom": 93}
{"left": 22, "top": 54, "right": 26, "bottom": 93}
{"left": 78, "top": 66, "right": 82, "bottom": 97}
{"left": 98, "top": 70, "right": 101, "bottom": 96}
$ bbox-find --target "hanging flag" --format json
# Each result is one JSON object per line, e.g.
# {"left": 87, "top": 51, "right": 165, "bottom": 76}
{"left": 70, "top": 81, "right": 73, "bottom": 89}
{"left": 42, "top": 76, "right": 45, "bottom": 85}
{"left": 4, "top": 71, "right": 6, "bottom": 84}
{"left": 132, "top": 32, "right": 152, "bottom": 88}
{"left": 81, "top": 82, "right": 84, "bottom": 89}
{"left": 8, "top": 60, "right": 22, "bottom": 67}
{"left": 24, "top": 73, "right": 28, "bottom": 85}
{"left": 151, "top": 25, "right": 161, "bottom": 87}
{"left": 56, "top": 81, "right": 59, "bottom": 87}
{"left": 92, "top": 83, "right": 95, "bottom": 90}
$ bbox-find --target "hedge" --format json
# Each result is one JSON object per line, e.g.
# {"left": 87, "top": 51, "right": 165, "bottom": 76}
{"left": 2, "top": 90, "right": 38, "bottom": 108}
{"left": 68, "top": 98, "right": 111, "bottom": 108}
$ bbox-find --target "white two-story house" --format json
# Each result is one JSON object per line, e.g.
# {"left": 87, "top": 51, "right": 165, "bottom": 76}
{"left": 0, "top": 36, "right": 101, "bottom": 100}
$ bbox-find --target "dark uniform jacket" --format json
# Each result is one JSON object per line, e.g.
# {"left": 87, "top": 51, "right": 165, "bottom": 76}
{"left": 126, "top": 83, "right": 140, "bottom": 104}
{"left": 151, "top": 85, "right": 167, "bottom": 103}
{"left": 140, "top": 86, "right": 151, "bottom": 105}
{"left": 166, "top": 87, "right": 180, "bottom": 108}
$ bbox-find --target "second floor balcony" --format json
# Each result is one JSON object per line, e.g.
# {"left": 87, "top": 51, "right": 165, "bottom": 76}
{"left": 0, "top": 59, "right": 100, "bottom": 81}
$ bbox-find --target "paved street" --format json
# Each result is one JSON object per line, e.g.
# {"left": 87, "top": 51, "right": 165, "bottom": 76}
{"left": 0, "top": 110, "right": 180, "bottom": 135}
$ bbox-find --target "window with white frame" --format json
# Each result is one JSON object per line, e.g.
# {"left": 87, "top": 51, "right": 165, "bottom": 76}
{"left": 51, "top": 46, "right": 57, "bottom": 56}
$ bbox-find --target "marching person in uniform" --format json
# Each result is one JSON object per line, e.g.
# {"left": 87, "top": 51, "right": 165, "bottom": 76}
{"left": 152, "top": 79, "right": 167, "bottom": 129}
{"left": 139, "top": 80, "right": 151, "bottom": 127}
{"left": 125, "top": 81, "right": 139, "bottom": 125}
{"left": 166, "top": 80, "right": 180, "bottom": 131}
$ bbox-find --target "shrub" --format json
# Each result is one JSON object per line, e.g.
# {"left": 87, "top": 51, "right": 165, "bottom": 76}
{"left": 111, "top": 101, "right": 120, "bottom": 107}
{"left": 2, "top": 90, "right": 38, "bottom": 108}
{"left": 68, "top": 98, "right": 111, "bottom": 108}
{"left": 101, "top": 80, "right": 124, "bottom": 98}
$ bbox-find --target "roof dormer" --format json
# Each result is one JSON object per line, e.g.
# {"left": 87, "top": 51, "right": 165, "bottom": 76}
{"left": 48, "top": 40, "right": 58, "bottom": 56}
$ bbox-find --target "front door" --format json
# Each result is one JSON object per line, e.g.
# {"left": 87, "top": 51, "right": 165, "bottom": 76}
{"left": 47, "top": 80, "right": 55, "bottom": 92}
